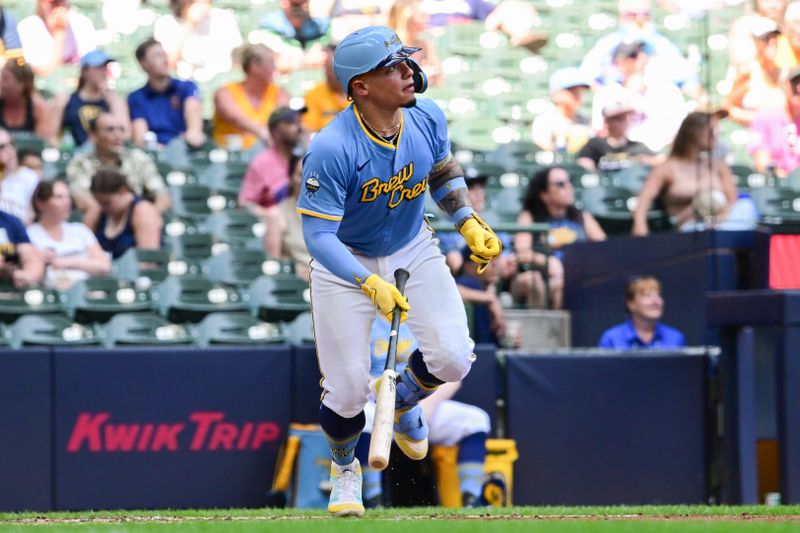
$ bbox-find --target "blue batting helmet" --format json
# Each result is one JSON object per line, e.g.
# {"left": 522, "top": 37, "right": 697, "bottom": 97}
{"left": 333, "top": 26, "right": 427, "bottom": 96}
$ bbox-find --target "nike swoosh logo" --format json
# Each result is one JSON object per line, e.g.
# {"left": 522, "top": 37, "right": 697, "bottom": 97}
{"left": 357, "top": 160, "right": 370, "bottom": 172}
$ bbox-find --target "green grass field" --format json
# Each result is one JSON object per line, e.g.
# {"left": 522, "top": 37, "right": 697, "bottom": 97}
{"left": 1, "top": 506, "right": 799, "bottom": 532}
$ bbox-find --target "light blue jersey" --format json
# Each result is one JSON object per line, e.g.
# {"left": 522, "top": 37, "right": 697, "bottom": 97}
{"left": 369, "top": 318, "right": 418, "bottom": 379}
{"left": 297, "top": 98, "right": 450, "bottom": 257}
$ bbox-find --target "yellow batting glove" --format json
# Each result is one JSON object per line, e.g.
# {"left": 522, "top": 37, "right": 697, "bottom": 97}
{"left": 358, "top": 274, "right": 410, "bottom": 323}
{"left": 459, "top": 213, "right": 502, "bottom": 274}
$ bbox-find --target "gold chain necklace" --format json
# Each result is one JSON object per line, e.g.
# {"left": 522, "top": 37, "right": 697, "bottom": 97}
{"left": 360, "top": 112, "right": 400, "bottom": 136}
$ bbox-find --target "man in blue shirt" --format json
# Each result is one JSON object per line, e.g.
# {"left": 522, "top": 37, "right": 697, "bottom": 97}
{"left": 598, "top": 275, "right": 685, "bottom": 349}
{"left": 127, "top": 38, "right": 205, "bottom": 149}
{"left": 0, "top": 211, "right": 43, "bottom": 287}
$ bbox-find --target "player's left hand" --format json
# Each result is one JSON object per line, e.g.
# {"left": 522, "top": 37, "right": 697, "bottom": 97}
{"left": 459, "top": 213, "right": 502, "bottom": 274}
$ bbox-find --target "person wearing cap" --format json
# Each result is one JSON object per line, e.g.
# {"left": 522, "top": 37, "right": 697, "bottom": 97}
{"left": 212, "top": 43, "right": 289, "bottom": 150}
{"left": 591, "top": 37, "right": 686, "bottom": 152}
{"left": 18, "top": 0, "right": 97, "bottom": 77}
{"left": 576, "top": 99, "right": 658, "bottom": 172}
{"left": 52, "top": 49, "right": 129, "bottom": 149}
{"left": 302, "top": 44, "right": 348, "bottom": 132}
{"left": 729, "top": 0, "right": 787, "bottom": 72}
{"left": 580, "top": 0, "right": 697, "bottom": 91}
{"left": 723, "top": 15, "right": 785, "bottom": 126}
{"left": 531, "top": 66, "right": 591, "bottom": 155}
{"left": 238, "top": 105, "right": 305, "bottom": 219}
{"left": 750, "top": 66, "right": 800, "bottom": 176}
{"left": 66, "top": 110, "right": 170, "bottom": 228}
{"left": 127, "top": 38, "right": 204, "bottom": 148}
{"left": 296, "top": 26, "right": 501, "bottom": 516}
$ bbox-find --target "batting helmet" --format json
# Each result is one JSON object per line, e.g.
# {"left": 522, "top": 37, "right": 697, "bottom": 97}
{"left": 333, "top": 26, "right": 428, "bottom": 97}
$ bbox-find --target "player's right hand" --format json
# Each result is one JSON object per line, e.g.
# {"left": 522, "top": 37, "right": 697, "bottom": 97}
{"left": 358, "top": 274, "right": 410, "bottom": 323}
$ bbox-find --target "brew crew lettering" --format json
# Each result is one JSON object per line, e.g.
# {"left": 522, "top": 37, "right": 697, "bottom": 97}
{"left": 359, "top": 162, "right": 427, "bottom": 208}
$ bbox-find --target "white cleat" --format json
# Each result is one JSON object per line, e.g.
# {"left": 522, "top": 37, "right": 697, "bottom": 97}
{"left": 328, "top": 458, "right": 365, "bottom": 517}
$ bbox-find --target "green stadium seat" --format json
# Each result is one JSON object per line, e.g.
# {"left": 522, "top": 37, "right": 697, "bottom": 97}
{"left": 0, "top": 284, "right": 62, "bottom": 323}
{"left": 112, "top": 247, "right": 199, "bottom": 284}
{"left": 62, "top": 277, "right": 152, "bottom": 324}
{"left": 750, "top": 187, "right": 800, "bottom": 226}
{"left": 169, "top": 184, "right": 237, "bottom": 219}
{"left": 492, "top": 141, "right": 542, "bottom": 174}
{"left": 202, "top": 249, "right": 294, "bottom": 286}
{"left": 247, "top": 275, "right": 310, "bottom": 323}
{"left": 9, "top": 314, "right": 102, "bottom": 348}
{"left": 200, "top": 209, "right": 264, "bottom": 247}
{"left": 102, "top": 312, "right": 193, "bottom": 348}
{"left": 152, "top": 276, "right": 248, "bottom": 323}
{"left": 196, "top": 161, "right": 248, "bottom": 193}
{"left": 166, "top": 232, "right": 216, "bottom": 261}
{"left": 604, "top": 164, "right": 651, "bottom": 192}
{"left": 191, "top": 312, "right": 286, "bottom": 347}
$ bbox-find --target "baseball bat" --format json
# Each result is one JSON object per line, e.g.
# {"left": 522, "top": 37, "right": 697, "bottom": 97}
{"left": 368, "top": 268, "right": 410, "bottom": 471}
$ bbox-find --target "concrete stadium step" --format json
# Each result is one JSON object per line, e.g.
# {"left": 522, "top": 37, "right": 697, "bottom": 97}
{"left": 504, "top": 308, "right": 571, "bottom": 350}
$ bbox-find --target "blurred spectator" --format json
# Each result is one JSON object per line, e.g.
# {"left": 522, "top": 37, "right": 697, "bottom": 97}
{"left": 0, "top": 128, "right": 40, "bottom": 223}
{"left": 633, "top": 111, "right": 757, "bottom": 235}
{"left": 387, "top": 0, "right": 441, "bottom": 86}
{"left": 776, "top": 1, "right": 800, "bottom": 68}
{"left": 576, "top": 99, "right": 660, "bottom": 172}
{"left": 513, "top": 166, "right": 606, "bottom": 309}
{"left": 66, "top": 111, "right": 170, "bottom": 229}
{"left": 455, "top": 245, "right": 512, "bottom": 346}
{"left": 723, "top": 16, "right": 784, "bottom": 126}
{"left": 0, "top": 4, "right": 23, "bottom": 64}
{"left": 128, "top": 38, "right": 205, "bottom": 148}
{"left": 264, "top": 154, "right": 311, "bottom": 279}
{"left": 17, "top": 148, "right": 44, "bottom": 177}
{"left": 729, "top": 0, "right": 787, "bottom": 72}
{"left": 531, "top": 67, "right": 591, "bottom": 155}
{"left": 238, "top": 106, "right": 305, "bottom": 219}
{"left": 51, "top": 50, "right": 129, "bottom": 149}
{"left": 750, "top": 66, "right": 800, "bottom": 176}
{"left": 90, "top": 169, "right": 162, "bottom": 259}
{"left": 18, "top": 0, "right": 97, "bottom": 77}
{"left": 0, "top": 210, "right": 44, "bottom": 287}
{"left": 28, "top": 179, "right": 110, "bottom": 290}
{"left": 0, "top": 60, "right": 52, "bottom": 144}
{"left": 154, "top": 0, "right": 243, "bottom": 82}
{"left": 256, "top": 0, "right": 332, "bottom": 72}
{"left": 212, "top": 44, "right": 289, "bottom": 150}
{"left": 591, "top": 40, "right": 686, "bottom": 152}
{"left": 102, "top": 0, "right": 146, "bottom": 36}
{"left": 302, "top": 44, "right": 347, "bottom": 132}
{"left": 320, "top": 0, "right": 392, "bottom": 43}
{"left": 580, "top": 0, "right": 697, "bottom": 92}
{"left": 421, "top": 0, "right": 547, "bottom": 53}
{"left": 598, "top": 275, "right": 685, "bottom": 349}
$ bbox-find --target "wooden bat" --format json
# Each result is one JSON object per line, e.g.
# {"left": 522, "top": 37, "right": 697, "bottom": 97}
{"left": 368, "top": 268, "right": 410, "bottom": 471}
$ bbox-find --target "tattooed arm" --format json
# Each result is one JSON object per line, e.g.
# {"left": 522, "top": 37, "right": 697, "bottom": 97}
{"left": 428, "top": 156, "right": 475, "bottom": 228}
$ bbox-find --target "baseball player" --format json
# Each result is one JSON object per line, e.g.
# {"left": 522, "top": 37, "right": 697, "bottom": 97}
{"left": 355, "top": 315, "right": 491, "bottom": 508}
{"left": 296, "top": 26, "right": 502, "bottom": 516}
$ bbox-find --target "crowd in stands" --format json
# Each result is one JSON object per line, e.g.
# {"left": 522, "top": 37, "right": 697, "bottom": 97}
{"left": 0, "top": 0, "right": 794, "bottom": 350}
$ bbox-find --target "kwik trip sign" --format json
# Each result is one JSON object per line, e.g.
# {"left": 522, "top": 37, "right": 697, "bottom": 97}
{"left": 67, "top": 411, "right": 282, "bottom": 453}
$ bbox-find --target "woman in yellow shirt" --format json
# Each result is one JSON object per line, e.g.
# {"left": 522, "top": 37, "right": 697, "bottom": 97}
{"left": 212, "top": 44, "right": 289, "bottom": 149}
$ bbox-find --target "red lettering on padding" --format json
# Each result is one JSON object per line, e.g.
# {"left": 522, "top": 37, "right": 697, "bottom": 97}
{"left": 67, "top": 412, "right": 110, "bottom": 452}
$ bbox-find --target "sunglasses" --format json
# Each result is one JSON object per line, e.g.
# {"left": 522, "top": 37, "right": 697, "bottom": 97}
{"left": 550, "top": 180, "right": 571, "bottom": 189}
{"left": 0, "top": 142, "right": 14, "bottom": 150}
